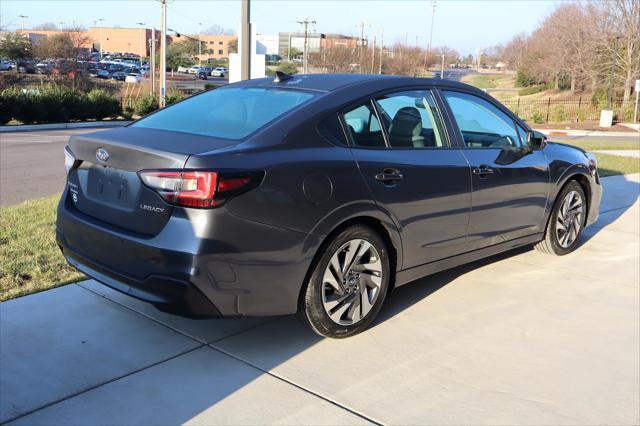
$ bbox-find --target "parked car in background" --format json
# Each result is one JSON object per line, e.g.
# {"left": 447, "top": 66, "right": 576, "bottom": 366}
{"left": 16, "top": 61, "right": 36, "bottom": 74}
{"left": 188, "top": 66, "right": 206, "bottom": 75}
{"left": 0, "top": 59, "right": 13, "bottom": 71}
{"left": 110, "top": 70, "right": 127, "bottom": 81}
{"left": 96, "top": 69, "right": 110, "bottom": 79}
{"left": 210, "top": 66, "right": 227, "bottom": 77}
{"left": 57, "top": 74, "right": 601, "bottom": 339}
{"left": 125, "top": 73, "right": 142, "bottom": 83}
{"left": 177, "top": 65, "right": 190, "bottom": 73}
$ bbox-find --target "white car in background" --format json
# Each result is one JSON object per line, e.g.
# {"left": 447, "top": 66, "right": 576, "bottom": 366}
{"left": 210, "top": 66, "right": 227, "bottom": 77}
{"left": 125, "top": 73, "right": 142, "bottom": 83}
{"left": 187, "top": 66, "right": 206, "bottom": 75}
{"left": 177, "top": 65, "right": 190, "bottom": 73}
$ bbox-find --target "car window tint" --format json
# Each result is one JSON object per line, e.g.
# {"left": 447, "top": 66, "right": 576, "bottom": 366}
{"left": 342, "top": 102, "right": 386, "bottom": 148}
{"left": 132, "top": 87, "right": 315, "bottom": 140}
{"left": 443, "top": 91, "right": 521, "bottom": 148}
{"left": 318, "top": 114, "right": 348, "bottom": 146}
{"left": 374, "top": 90, "right": 447, "bottom": 149}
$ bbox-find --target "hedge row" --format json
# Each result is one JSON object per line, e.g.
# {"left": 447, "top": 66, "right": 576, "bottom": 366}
{"left": 0, "top": 87, "right": 121, "bottom": 125}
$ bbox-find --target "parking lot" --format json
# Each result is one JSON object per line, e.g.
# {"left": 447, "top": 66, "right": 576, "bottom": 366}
{"left": 1, "top": 173, "right": 638, "bottom": 425}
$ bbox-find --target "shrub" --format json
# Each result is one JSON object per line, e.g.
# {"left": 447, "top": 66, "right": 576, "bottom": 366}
{"left": 0, "top": 86, "right": 122, "bottom": 124}
{"left": 166, "top": 91, "right": 186, "bottom": 105}
{"left": 86, "top": 89, "right": 120, "bottom": 120}
{"left": 134, "top": 93, "right": 158, "bottom": 117}
{"left": 121, "top": 106, "right": 134, "bottom": 120}
{"left": 516, "top": 70, "right": 537, "bottom": 87}
{"left": 549, "top": 105, "right": 566, "bottom": 123}
{"left": 532, "top": 110, "right": 545, "bottom": 124}
{"left": 518, "top": 85, "right": 545, "bottom": 96}
{"left": 576, "top": 109, "right": 587, "bottom": 123}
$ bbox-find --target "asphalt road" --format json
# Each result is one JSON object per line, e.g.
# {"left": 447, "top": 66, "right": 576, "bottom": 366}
{"left": 0, "top": 128, "right": 107, "bottom": 206}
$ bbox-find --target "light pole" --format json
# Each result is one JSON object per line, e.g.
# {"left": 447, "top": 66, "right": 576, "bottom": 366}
{"left": 197, "top": 22, "right": 203, "bottom": 66}
{"left": 96, "top": 18, "right": 105, "bottom": 58}
{"left": 18, "top": 15, "right": 28, "bottom": 31}
{"left": 428, "top": 0, "right": 436, "bottom": 57}
{"left": 136, "top": 22, "right": 146, "bottom": 67}
{"left": 160, "top": 0, "right": 167, "bottom": 107}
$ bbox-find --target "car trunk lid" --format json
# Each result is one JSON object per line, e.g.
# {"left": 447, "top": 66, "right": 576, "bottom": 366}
{"left": 66, "top": 127, "right": 240, "bottom": 235}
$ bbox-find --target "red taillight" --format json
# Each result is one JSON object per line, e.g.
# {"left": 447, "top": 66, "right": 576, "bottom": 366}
{"left": 138, "top": 170, "right": 260, "bottom": 208}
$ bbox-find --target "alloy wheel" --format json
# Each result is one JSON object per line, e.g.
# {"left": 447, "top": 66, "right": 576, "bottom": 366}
{"left": 555, "top": 190, "right": 584, "bottom": 248}
{"left": 322, "top": 239, "right": 383, "bottom": 326}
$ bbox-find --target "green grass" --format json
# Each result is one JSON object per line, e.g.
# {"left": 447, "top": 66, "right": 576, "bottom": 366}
{"left": 463, "top": 74, "right": 514, "bottom": 89}
{"left": 0, "top": 194, "right": 84, "bottom": 301}
{"left": 558, "top": 139, "right": 639, "bottom": 151}
{"left": 593, "top": 153, "right": 640, "bottom": 177}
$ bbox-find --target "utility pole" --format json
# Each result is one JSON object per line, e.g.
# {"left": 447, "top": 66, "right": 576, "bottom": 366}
{"left": 371, "top": 36, "right": 376, "bottom": 74}
{"left": 297, "top": 18, "right": 315, "bottom": 74}
{"left": 440, "top": 54, "right": 445, "bottom": 79}
{"left": 159, "top": 0, "right": 167, "bottom": 108}
{"left": 136, "top": 22, "right": 146, "bottom": 67}
{"left": 356, "top": 21, "right": 370, "bottom": 73}
{"left": 428, "top": 0, "right": 436, "bottom": 56}
{"left": 150, "top": 28, "right": 156, "bottom": 95}
{"left": 476, "top": 47, "right": 481, "bottom": 72}
{"left": 240, "top": 0, "right": 251, "bottom": 80}
{"left": 18, "top": 15, "right": 27, "bottom": 31}
{"left": 378, "top": 29, "right": 384, "bottom": 74}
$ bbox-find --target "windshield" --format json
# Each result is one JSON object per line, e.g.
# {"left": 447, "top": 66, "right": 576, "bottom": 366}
{"left": 132, "top": 87, "right": 316, "bottom": 140}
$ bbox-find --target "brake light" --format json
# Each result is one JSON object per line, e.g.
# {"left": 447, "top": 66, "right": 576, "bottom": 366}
{"left": 138, "top": 170, "right": 261, "bottom": 208}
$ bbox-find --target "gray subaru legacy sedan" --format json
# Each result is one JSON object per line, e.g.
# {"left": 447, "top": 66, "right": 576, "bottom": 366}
{"left": 57, "top": 74, "right": 602, "bottom": 338}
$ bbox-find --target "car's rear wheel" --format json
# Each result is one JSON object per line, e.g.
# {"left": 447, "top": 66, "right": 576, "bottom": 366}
{"left": 535, "top": 180, "right": 587, "bottom": 255}
{"left": 299, "top": 225, "right": 390, "bottom": 338}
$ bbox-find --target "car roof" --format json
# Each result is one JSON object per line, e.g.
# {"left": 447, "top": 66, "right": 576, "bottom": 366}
{"left": 232, "top": 73, "right": 478, "bottom": 93}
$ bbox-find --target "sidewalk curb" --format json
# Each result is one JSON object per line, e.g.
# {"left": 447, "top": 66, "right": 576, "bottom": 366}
{"left": 535, "top": 128, "right": 640, "bottom": 138}
{"left": 0, "top": 121, "right": 132, "bottom": 133}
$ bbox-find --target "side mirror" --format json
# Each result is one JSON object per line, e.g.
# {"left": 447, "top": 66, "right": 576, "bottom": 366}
{"left": 527, "top": 130, "right": 547, "bottom": 150}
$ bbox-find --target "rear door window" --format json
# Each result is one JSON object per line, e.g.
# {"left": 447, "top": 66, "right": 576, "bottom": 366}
{"left": 342, "top": 102, "right": 386, "bottom": 148}
{"left": 132, "top": 87, "right": 316, "bottom": 140}
{"left": 374, "top": 90, "right": 448, "bottom": 149}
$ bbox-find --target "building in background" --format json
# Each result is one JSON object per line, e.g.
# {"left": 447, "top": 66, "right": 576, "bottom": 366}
{"left": 17, "top": 27, "right": 163, "bottom": 57}
{"left": 277, "top": 32, "right": 364, "bottom": 59}
{"left": 255, "top": 34, "right": 278, "bottom": 55}
{"left": 278, "top": 32, "right": 322, "bottom": 58}
{"left": 192, "top": 34, "right": 236, "bottom": 62}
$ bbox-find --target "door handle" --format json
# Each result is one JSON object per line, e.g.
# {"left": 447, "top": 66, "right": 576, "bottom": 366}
{"left": 375, "top": 168, "right": 404, "bottom": 184}
{"left": 472, "top": 165, "right": 494, "bottom": 177}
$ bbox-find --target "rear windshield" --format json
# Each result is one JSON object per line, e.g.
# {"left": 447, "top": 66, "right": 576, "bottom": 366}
{"left": 131, "top": 87, "right": 316, "bottom": 140}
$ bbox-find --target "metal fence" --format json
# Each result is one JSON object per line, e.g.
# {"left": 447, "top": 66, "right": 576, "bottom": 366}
{"left": 500, "top": 98, "right": 635, "bottom": 124}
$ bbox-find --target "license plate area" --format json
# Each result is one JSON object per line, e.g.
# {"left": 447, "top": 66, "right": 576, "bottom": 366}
{"left": 85, "top": 164, "right": 141, "bottom": 210}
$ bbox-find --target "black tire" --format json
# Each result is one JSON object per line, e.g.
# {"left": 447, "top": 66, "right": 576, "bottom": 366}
{"left": 298, "top": 225, "right": 390, "bottom": 338}
{"left": 535, "top": 180, "right": 587, "bottom": 255}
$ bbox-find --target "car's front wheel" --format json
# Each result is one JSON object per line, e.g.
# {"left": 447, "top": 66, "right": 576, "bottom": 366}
{"left": 535, "top": 180, "right": 587, "bottom": 255}
{"left": 299, "top": 225, "right": 390, "bottom": 338}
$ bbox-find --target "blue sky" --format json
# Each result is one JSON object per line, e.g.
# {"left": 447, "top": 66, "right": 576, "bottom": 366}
{"left": 1, "top": 0, "right": 561, "bottom": 55}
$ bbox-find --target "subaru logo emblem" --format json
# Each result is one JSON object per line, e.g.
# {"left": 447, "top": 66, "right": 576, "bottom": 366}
{"left": 96, "top": 148, "right": 109, "bottom": 163}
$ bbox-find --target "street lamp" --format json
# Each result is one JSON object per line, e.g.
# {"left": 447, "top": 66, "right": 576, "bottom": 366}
{"left": 96, "top": 18, "right": 105, "bottom": 58}
{"left": 198, "top": 22, "right": 203, "bottom": 66}
{"left": 18, "top": 15, "right": 28, "bottom": 31}
{"left": 136, "top": 22, "right": 146, "bottom": 67}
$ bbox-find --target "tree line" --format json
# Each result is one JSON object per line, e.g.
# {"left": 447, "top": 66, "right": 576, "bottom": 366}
{"left": 499, "top": 0, "right": 639, "bottom": 101}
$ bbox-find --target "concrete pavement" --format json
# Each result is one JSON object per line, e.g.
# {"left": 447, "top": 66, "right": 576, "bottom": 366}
{"left": 1, "top": 174, "right": 638, "bottom": 425}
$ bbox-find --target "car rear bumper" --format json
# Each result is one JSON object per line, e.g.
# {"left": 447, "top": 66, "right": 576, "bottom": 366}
{"left": 56, "top": 190, "right": 321, "bottom": 318}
